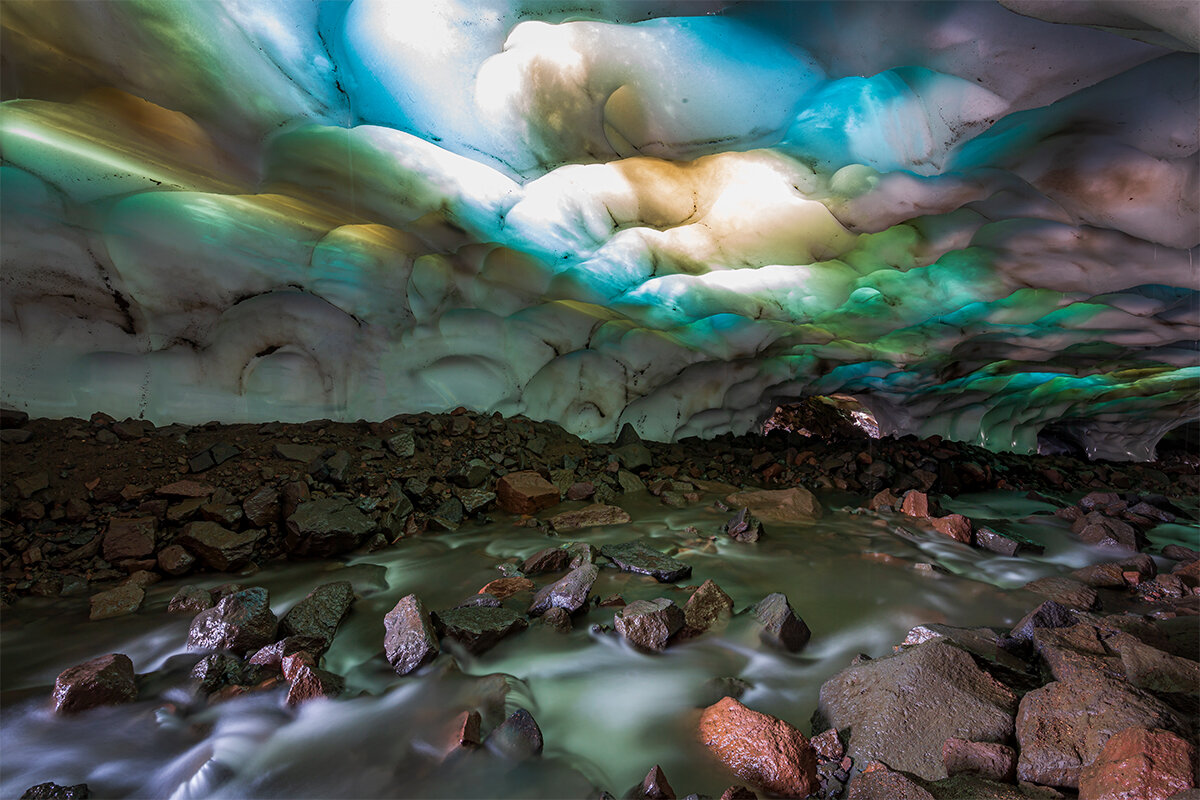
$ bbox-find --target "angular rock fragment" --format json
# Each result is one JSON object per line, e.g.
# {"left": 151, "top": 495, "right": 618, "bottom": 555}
{"left": 521, "top": 546, "right": 571, "bottom": 575}
{"left": 486, "top": 708, "right": 543, "bottom": 761}
{"left": 1077, "top": 727, "right": 1195, "bottom": 800}
{"left": 1023, "top": 576, "right": 1099, "bottom": 610}
{"left": 20, "top": 782, "right": 91, "bottom": 800}
{"left": 548, "top": 503, "right": 631, "bottom": 531}
{"left": 633, "top": 765, "right": 676, "bottom": 799}
{"left": 614, "top": 598, "right": 685, "bottom": 652}
{"left": 102, "top": 517, "right": 156, "bottom": 561}
{"left": 52, "top": 653, "right": 137, "bottom": 714}
{"left": 600, "top": 540, "right": 691, "bottom": 583}
{"left": 974, "top": 526, "right": 1044, "bottom": 557}
{"left": 929, "top": 514, "right": 972, "bottom": 544}
{"left": 699, "top": 696, "right": 818, "bottom": 798}
{"left": 433, "top": 606, "right": 528, "bottom": 654}
{"left": 540, "top": 606, "right": 572, "bottom": 632}
{"left": 724, "top": 487, "right": 822, "bottom": 522}
{"left": 383, "top": 594, "right": 438, "bottom": 675}
{"left": 724, "top": 507, "right": 763, "bottom": 543}
{"left": 285, "top": 499, "right": 375, "bottom": 557}
{"left": 752, "top": 593, "right": 810, "bottom": 652}
{"left": 248, "top": 636, "right": 326, "bottom": 672}
{"left": 187, "top": 587, "right": 278, "bottom": 654}
{"left": 178, "top": 521, "right": 262, "bottom": 571}
{"left": 279, "top": 581, "right": 355, "bottom": 650}
{"left": 478, "top": 576, "right": 535, "bottom": 600}
{"left": 285, "top": 664, "right": 344, "bottom": 706}
{"left": 846, "top": 762, "right": 933, "bottom": 800}
{"left": 942, "top": 738, "right": 1017, "bottom": 782}
{"left": 528, "top": 563, "right": 598, "bottom": 616}
{"left": 242, "top": 485, "right": 280, "bottom": 527}
{"left": 88, "top": 584, "right": 144, "bottom": 620}
{"left": 494, "top": 471, "right": 559, "bottom": 514}
{"left": 191, "top": 652, "right": 259, "bottom": 695}
{"left": 683, "top": 579, "right": 734, "bottom": 637}
{"left": 1008, "top": 600, "right": 1080, "bottom": 643}
{"left": 168, "top": 585, "right": 213, "bottom": 614}
{"left": 900, "top": 490, "right": 931, "bottom": 519}
{"left": 157, "top": 544, "right": 195, "bottom": 576}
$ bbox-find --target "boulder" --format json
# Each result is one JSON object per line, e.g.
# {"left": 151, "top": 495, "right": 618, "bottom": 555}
{"left": 600, "top": 540, "right": 691, "bottom": 583}
{"left": 88, "top": 585, "right": 144, "bottom": 620}
{"left": 943, "top": 738, "right": 1017, "bottom": 782}
{"left": 187, "top": 587, "right": 278, "bottom": 654}
{"left": 614, "top": 598, "right": 685, "bottom": 652}
{"left": 494, "top": 471, "right": 559, "bottom": 515}
{"left": 279, "top": 581, "right": 355, "bottom": 649}
{"left": 699, "top": 696, "right": 818, "bottom": 798}
{"left": 528, "top": 564, "right": 598, "bottom": 616}
{"left": 724, "top": 487, "right": 822, "bottom": 523}
{"left": 383, "top": 594, "right": 439, "bottom": 675}
{"left": 974, "top": 527, "right": 1044, "bottom": 557}
{"left": 285, "top": 499, "right": 375, "bottom": 557}
{"left": 900, "top": 491, "right": 931, "bottom": 519}
{"left": 102, "top": 517, "right": 156, "bottom": 561}
{"left": 1077, "top": 727, "right": 1196, "bottom": 800}
{"left": 683, "top": 579, "right": 735, "bottom": 637}
{"left": 52, "top": 653, "right": 137, "bottom": 714}
{"left": 548, "top": 503, "right": 631, "bottom": 531}
{"left": 817, "top": 640, "right": 1018, "bottom": 780}
{"left": 433, "top": 606, "right": 528, "bottom": 654}
{"left": 752, "top": 593, "right": 810, "bottom": 652}
{"left": 177, "top": 521, "right": 262, "bottom": 571}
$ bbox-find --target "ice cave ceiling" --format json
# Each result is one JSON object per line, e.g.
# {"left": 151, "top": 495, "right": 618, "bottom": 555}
{"left": 0, "top": 1, "right": 1197, "bottom": 460}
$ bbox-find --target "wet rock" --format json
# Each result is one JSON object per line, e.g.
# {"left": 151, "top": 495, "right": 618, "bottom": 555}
{"left": 540, "top": 606, "right": 572, "bottom": 633}
{"left": 929, "top": 514, "right": 973, "bottom": 544}
{"left": 248, "top": 636, "right": 325, "bottom": 672}
{"left": 102, "top": 517, "right": 156, "bottom": 561}
{"left": 88, "top": 584, "right": 144, "bottom": 620}
{"left": 486, "top": 708, "right": 543, "bottom": 761}
{"left": 242, "top": 485, "right": 280, "bottom": 527}
{"left": 433, "top": 606, "right": 528, "bottom": 654}
{"left": 846, "top": 763, "right": 933, "bottom": 800}
{"left": 869, "top": 488, "right": 901, "bottom": 512}
{"left": 752, "top": 593, "right": 811, "bottom": 652}
{"left": 1032, "top": 624, "right": 1125, "bottom": 683}
{"left": 811, "top": 728, "right": 844, "bottom": 761}
{"left": 157, "top": 544, "right": 195, "bottom": 576}
{"left": 20, "top": 782, "right": 90, "bottom": 800}
{"left": 549, "top": 503, "right": 632, "bottom": 531}
{"left": 279, "top": 581, "right": 354, "bottom": 649}
{"left": 285, "top": 499, "right": 375, "bottom": 557}
{"left": 724, "top": 507, "right": 763, "bottom": 543}
{"left": 528, "top": 563, "right": 599, "bottom": 616}
{"left": 1008, "top": 600, "right": 1080, "bottom": 643}
{"left": 900, "top": 490, "right": 931, "bottom": 519}
{"left": 191, "top": 652, "right": 259, "bottom": 694}
{"left": 818, "top": 640, "right": 1018, "bottom": 780}
{"left": 601, "top": 540, "right": 692, "bottom": 583}
{"left": 1023, "top": 576, "right": 1099, "bottom": 611}
{"left": 683, "top": 579, "right": 735, "bottom": 637}
{"left": 439, "top": 709, "right": 483, "bottom": 760}
{"left": 724, "top": 487, "right": 822, "bottom": 523}
{"left": 943, "top": 738, "right": 1017, "bottom": 782}
{"left": 178, "top": 521, "right": 262, "bottom": 571}
{"left": 495, "top": 471, "right": 560, "bottom": 514}
{"left": 478, "top": 576, "right": 535, "bottom": 600}
{"left": 168, "top": 585, "right": 213, "bottom": 614}
{"left": 615, "top": 598, "right": 685, "bottom": 652}
{"left": 1077, "top": 727, "right": 1196, "bottom": 800}
{"left": 974, "top": 527, "right": 1044, "bottom": 557}
{"left": 719, "top": 787, "right": 757, "bottom": 800}
{"left": 1118, "top": 637, "right": 1200, "bottom": 696}
{"left": 521, "top": 546, "right": 572, "bottom": 575}
{"left": 1016, "top": 677, "right": 1187, "bottom": 788}
{"left": 1071, "top": 554, "right": 1157, "bottom": 588}
{"left": 285, "top": 664, "right": 345, "bottom": 706}
{"left": 632, "top": 765, "right": 676, "bottom": 799}
{"left": 187, "top": 587, "right": 278, "bottom": 655}
{"left": 565, "top": 541, "right": 598, "bottom": 568}
{"left": 699, "top": 696, "right": 818, "bottom": 798}
{"left": 52, "top": 653, "right": 137, "bottom": 714}
{"left": 384, "top": 594, "right": 439, "bottom": 675}
{"left": 1163, "top": 544, "right": 1199, "bottom": 563}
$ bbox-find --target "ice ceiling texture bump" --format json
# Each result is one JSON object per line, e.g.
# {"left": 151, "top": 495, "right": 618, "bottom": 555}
{"left": 1, "top": 1, "right": 1197, "bottom": 460}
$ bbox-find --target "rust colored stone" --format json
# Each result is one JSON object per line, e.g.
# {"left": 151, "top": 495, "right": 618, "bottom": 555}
{"left": 698, "top": 696, "right": 818, "bottom": 798}
{"left": 1078, "top": 727, "right": 1195, "bottom": 800}
{"left": 942, "top": 738, "right": 1017, "bottom": 782}
{"left": 494, "top": 471, "right": 559, "bottom": 514}
{"left": 900, "top": 490, "right": 930, "bottom": 519}
{"left": 477, "top": 576, "right": 535, "bottom": 600}
{"left": 724, "top": 487, "right": 823, "bottom": 522}
{"left": 930, "top": 514, "right": 973, "bottom": 544}
{"left": 53, "top": 653, "right": 137, "bottom": 714}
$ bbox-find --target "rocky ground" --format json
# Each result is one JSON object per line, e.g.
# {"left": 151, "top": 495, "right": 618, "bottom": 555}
{"left": 3, "top": 403, "right": 1199, "bottom": 799}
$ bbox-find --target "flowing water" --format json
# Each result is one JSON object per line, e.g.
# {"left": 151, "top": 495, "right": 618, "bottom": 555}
{"left": 1, "top": 490, "right": 1189, "bottom": 799}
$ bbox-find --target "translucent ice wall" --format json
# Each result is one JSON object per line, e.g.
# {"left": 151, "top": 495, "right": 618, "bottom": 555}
{"left": 1, "top": 1, "right": 1197, "bottom": 460}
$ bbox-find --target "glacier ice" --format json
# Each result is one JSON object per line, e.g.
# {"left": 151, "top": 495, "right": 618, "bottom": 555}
{"left": 1, "top": 1, "right": 1197, "bottom": 460}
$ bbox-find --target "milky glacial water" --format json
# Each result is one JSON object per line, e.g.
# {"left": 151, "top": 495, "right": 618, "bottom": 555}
{"left": 1, "top": 491, "right": 1191, "bottom": 799}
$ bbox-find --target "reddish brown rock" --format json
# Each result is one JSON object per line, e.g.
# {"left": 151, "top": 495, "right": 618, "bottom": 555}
{"left": 683, "top": 579, "right": 734, "bottom": 637}
{"left": 1077, "top": 727, "right": 1196, "bottom": 800}
{"left": 900, "top": 491, "right": 931, "bottom": 519}
{"left": 178, "top": 521, "right": 262, "bottom": 572}
{"left": 478, "top": 576, "right": 535, "bottom": 600}
{"left": 943, "top": 738, "right": 1017, "bottom": 782}
{"left": 520, "top": 546, "right": 571, "bottom": 575}
{"left": 548, "top": 503, "right": 632, "bottom": 531}
{"left": 102, "top": 517, "right": 156, "bottom": 561}
{"left": 89, "top": 584, "right": 144, "bottom": 620}
{"left": 52, "top": 653, "right": 137, "bottom": 714}
{"left": 812, "top": 728, "right": 845, "bottom": 761}
{"left": 869, "top": 489, "right": 901, "bottom": 512}
{"left": 698, "top": 696, "right": 818, "bottom": 798}
{"left": 566, "top": 481, "right": 595, "bottom": 501}
{"left": 242, "top": 485, "right": 280, "bottom": 527}
{"left": 724, "top": 487, "right": 823, "bottom": 522}
{"left": 847, "top": 762, "right": 934, "bottom": 800}
{"left": 930, "top": 514, "right": 973, "bottom": 544}
{"left": 436, "top": 709, "right": 482, "bottom": 760}
{"left": 285, "top": 663, "right": 344, "bottom": 706}
{"left": 635, "top": 765, "right": 676, "bottom": 799}
{"left": 167, "top": 585, "right": 212, "bottom": 614}
{"left": 248, "top": 636, "right": 325, "bottom": 672}
{"left": 1023, "top": 576, "right": 1100, "bottom": 611}
{"left": 494, "top": 471, "right": 559, "bottom": 514}
{"left": 156, "top": 480, "right": 215, "bottom": 498}
{"left": 157, "top": 544, "right": 195, "bottom": 576}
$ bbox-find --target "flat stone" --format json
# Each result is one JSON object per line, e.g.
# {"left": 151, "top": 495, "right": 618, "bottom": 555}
{"left": 818, "top": 640, "right": 1018, "bottom": 781}
{"left": 285, "top": 498, "right": 375, "bottom": 557}
{"left": 1024, "top": 576, "right": 1100, "bottom": 611}
{"left": 683, "top": 579, "right": 735, "bottom": 637}
{"left": 89, "top": 584, "right": 144, "bottom": 620}
{"left": 528, "top": 563, "right": 598, "bottom": 616}
{"left": 548, "top": 503, "right": 631, "bottom": 531}
{"left": 383, "top": 594, "right": 438, "bottom": 675}
{"left": 699, "top": 696, "right": 818, "bottom": 798}
{"left": 433, "top": 606, "right": 528, "bottom": 654}
{"left": 943, "top": 738, "right": 1017, "bottom": 782}
{"left": 274, "top": 443, "right": 323, "bottom": 463}
{"left": 187, "top": 587, "right": 278, "bottom": 655}
{"left": 1077, "top": 727, "right": 1196, "bottom": 800}
{"left": 478, "top": 576, "right": 535, "bottom": 600}
{"left": 521, "top": 546, "right": 572, "bottom": 575}
{"left": 178, "top": 521, "right": 262, "bottom": 571}
{"left": 155, "top": 479, "right": 215, "bottom": 498}
{"left": 495, "top": 471, "right": 560, "bottom": 515}
{"left": 52, "top": 653, "right": 137, "bottom": 714}
{"left": 724, "top": 487, "right": 823, "bottom": 523}
{"left": 600, "top": 540, "right": 691, "bottom": 583}
{"left": 615, "top": 598, "right": 685, "bottom": 651}
{"left": 279, "top": 581, "right": 355, "bottom": 649}
{"left": 1071, "top": 554, "right": 1157, "bottom": 588}
{"left": 486, "top": 708, "right": 543, "bottom": 761}
{"left": 753, "top": 592, "right": 811, "bottom": 652}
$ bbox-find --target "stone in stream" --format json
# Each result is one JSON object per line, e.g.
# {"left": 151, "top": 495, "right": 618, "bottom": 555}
{"left": 682, "top": 579, "right": 734, "bottom": 638}
{"left": 432, "top": 606, "right": 528, "bottom": 655}
{"left": 248, "top": 636, "right": 326, "bottom": 672}
{"left": 167, "top": 585, "right": 212, "bottom": 615}
{"left": 20, "top": 783, "right": 91, "bottom": 800}
{"left": 285, "top": 664, "right": 345, "bottom": 706}
{"left": 614, "top": 598, "right": 685, "bottom": 652}
{"left": 494, "top": 471, "right": 559, "bottom": 514}
{"left": 88, "top": 584, "right": 144, "bottom": 620}
{"left": 724, "top": 487, "right": 823, "bottom": 522}
{"left": 383, "top": 594, "right": 439, "bottom": 675}
{"left": 279, "top": 581, "right": 355, "bottom": 650}
{"left": 540, "top": 606, "right": 572, "bottom": 633}
{"left": 521, "top": 546, "right": 572, "bottom": 575}
{"left": 974, "top": 527, "right": 1044, "bottom": 557}
{"left": 565, "top": 541, "right": 597, "bottom": 567}
{"left": 1070, "top": 554, "right": 1157, "bottom": 587}
{"left": 900, "top": 490, "right": 931, "bottom": 519}
{"left": 1076, "top": 727, "right": 1196, "bottom": 800}
{"left": 187, "top": 587, "right": 278, "bottom": 655}
{"left": 528, "top": 563, "right": 599, "bottom": 616}
{"left": 631, "top": 765, "right": 676, "bottom": 799}
{"left": 817, "top": 640, "right": 1018, "bottom": 781}
{"left": 177, "top": 521, "right": 262, "bottom": 571}
{"left": 285, "top": 498, "right": 375, "bottom": 557}
{"left": 548, "top": 503, "right": 632, "bottom": 532}
{"left": 486, "top": 708, "right": 543, "bottom": 761}
{"left": 600, "top": 540, "right": 691, "bottom": 583}
{"left": 723, "top": 507, "right": 763, "bottom": 543}
{"left": 52, "top": 653, "right": 137, "bottom": 714}
{"left": 478, "top": 576, "right": 535, "bottom": 600}
{"left": 191, "top": 652, "right": 265, "bottom": 695}
{"left": 1022, "top": 576, "right": 1099, "bottom": 611}
{"left": 929, "top": 513, "right": 973, "bottom": 544}
{"left": 752, "top": 593, "right": 810, "bottom": 652}
{"left": 699, "top": 696, "right": 818, "bottom": 798}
